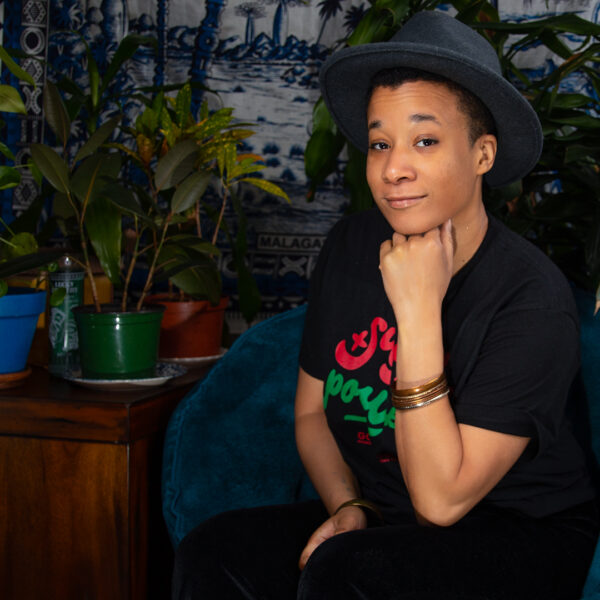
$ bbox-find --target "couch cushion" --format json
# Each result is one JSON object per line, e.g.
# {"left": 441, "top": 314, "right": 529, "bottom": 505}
{"left": 162, "top": 305, "right": 317, "bottom": 547}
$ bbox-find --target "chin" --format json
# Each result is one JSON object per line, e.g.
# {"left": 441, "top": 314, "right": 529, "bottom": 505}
{"left": 382, "top": 212, "right": 444, "bottom": 236}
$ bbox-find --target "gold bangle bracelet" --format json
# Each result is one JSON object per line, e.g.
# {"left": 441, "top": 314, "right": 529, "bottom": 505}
{"left": 390, "top": 372, "right": 446, "bottom": 399}
{"left": 334, "top": 498, "right": 384, "bottom": 522}
{"left": 392, "top": 389, "right": 449, "bottom": 410}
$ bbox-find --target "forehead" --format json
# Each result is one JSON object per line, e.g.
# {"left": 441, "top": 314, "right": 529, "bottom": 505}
{"left": 367, "top": 80, "right": 463, "bottom": 122}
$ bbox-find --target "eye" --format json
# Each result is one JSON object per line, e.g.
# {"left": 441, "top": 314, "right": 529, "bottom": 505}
{"left": 368, "top": 141, "right": 389, "bottom": 151}
{"left": 416, "top": 138, "right": 438, "bottom": 148}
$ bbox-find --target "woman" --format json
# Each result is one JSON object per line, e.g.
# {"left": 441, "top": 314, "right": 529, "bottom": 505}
{"left": 174, "top": 11, "right": 598, "bottom": 599}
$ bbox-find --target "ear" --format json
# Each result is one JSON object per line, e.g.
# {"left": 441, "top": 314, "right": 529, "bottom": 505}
{"left": 475, "top": 134, "right": 497, "bottom": 176}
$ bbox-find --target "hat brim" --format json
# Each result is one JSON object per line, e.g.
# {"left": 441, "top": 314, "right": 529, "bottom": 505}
{"left": 319, "top": 41, "right": 543, "bottom": 188}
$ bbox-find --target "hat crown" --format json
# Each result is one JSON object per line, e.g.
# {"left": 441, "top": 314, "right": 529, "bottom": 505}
{"left": 391, "top": 12, "right": 501, "bottom": 76}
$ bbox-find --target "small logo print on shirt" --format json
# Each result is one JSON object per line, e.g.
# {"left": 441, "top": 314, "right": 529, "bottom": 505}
{"left": 357, "top": 431, "right": 372, "bottom": 445}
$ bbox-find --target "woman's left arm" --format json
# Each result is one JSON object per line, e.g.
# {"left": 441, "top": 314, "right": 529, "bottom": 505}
{"left": 380, "top": 220, "right": 529, "bottom": 527}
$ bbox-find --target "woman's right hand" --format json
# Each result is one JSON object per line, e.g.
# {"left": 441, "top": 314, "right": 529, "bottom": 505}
{"left": 298, "top": 505, "right": 367, "bottom": 570}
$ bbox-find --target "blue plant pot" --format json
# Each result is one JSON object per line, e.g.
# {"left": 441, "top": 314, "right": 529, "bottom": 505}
{"left": 0, "top": 287, "right": 46, "bottom": 374}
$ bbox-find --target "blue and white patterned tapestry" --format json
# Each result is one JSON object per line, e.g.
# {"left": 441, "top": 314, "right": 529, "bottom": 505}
{"left": 1, "top": 0, "right": 598, "bottom": 330}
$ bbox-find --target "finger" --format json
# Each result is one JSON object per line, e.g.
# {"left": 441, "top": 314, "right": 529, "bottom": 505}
{"left": 379, "top": 239, "right": 392, "bottom": 264}
{"left": 392, "top": 232, "right": 408, "bottom": 246}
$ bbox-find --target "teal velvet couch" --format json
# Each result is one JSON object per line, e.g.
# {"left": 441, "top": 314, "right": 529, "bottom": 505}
{"left": 162, "top": 288, "right": 600, "bottom": 598}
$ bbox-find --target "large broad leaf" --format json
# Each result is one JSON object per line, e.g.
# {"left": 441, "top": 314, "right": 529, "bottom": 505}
{"left": 43, "top": 81, "right": 71, "bottom": 146}
{"left": 0, "top": 141, "right": 15, "bottom": 161}
{"left": 108, "top": 186, "right": 156, "bottom": 227}
{"left": 170, "top": 171, "right": 211, "bottom": 214}
{"left": 84, "top": 195, "right": 122, "bottom": 285}
{"left": 30, "top": 143, "right": 70, "bottom": 194}
{"left": 239, "top": 177, "right": 290, "bottom": 202}
{"left": 73, "top": 115, "right": 122, "bottom": 163}
{"left": 154, "top": 139, "right": 198, "bottom": 191}
{"left": 0, "top": 84, "right": 26, "bottom": 114}
{"left": 304, "top": 129, "right": 344, "bottom": 185}
{"left": 100, "top": 34, "right": 158, "bottom": 97}
{"left": 0, "top": 166, "right": 20, "bottom": 190}
{"left": 157, "top": 245, "right": 221, "bottom": 303}
{"left": 0, "top": 47, "right": 35, "bottom": 86}
{"left": 70, "top": 153, "right": 121, "bottom": 207}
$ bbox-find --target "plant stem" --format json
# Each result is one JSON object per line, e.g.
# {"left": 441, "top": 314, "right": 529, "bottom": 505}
{"left": 122, "top": 217, "right": 142, "bottom": 312}
{"left": 0, "top": 216, "right": 15, "bottom": 236}
{"left": 136, "top": 213, "right": 172, "bottom": 311}
{"left": 73, "top": 190, "right": 100, "bottom": 313}
{"left": 211, "top": 182, "right": 228, "bottom": 247}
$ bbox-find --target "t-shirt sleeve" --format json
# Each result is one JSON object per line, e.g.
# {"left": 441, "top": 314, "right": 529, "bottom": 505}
{"left": 299, "top": 221, "right": 341, "bottom": 381}
{"left": 453, "top": 306, "right": 580, "bottom": 456}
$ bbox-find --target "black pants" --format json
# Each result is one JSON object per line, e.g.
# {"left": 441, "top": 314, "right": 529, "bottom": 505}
{"left": 172, "top": 500, "right": 599, "bottom": 600}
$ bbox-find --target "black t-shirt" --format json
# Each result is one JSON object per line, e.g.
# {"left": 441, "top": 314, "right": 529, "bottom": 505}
{"left": 300, "top": 208, "right": 595, "bottom": 523}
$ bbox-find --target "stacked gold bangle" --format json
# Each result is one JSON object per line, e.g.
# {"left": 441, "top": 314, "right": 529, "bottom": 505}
{"left": 389, "top": 372, "right": 449, "bottom": 410}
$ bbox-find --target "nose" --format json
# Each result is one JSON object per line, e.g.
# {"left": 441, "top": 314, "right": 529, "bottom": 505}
{"left": 382, "top": 146, "right": 416, "bottom": 184}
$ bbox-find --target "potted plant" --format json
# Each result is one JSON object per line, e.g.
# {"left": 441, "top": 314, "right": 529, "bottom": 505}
{"left": 0, "top": 47, "right": 63, "bottom": 379}
{"left": 25, "top": 35, "right": 172, "bottom": 380}
{"left": 113, "top": 82, "right": 290, "bottom": 360}
{"left": 30, "top": 77, "right": 289, "bottom": 375}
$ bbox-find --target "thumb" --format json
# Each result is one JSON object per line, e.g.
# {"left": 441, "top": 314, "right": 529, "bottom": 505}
{"left": 298, "top": 521, "right": 336, "bottom": 570}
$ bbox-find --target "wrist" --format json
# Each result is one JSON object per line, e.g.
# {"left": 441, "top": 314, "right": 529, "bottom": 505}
{"left": 334, "top": 498, "right": 384, "bottom": 523}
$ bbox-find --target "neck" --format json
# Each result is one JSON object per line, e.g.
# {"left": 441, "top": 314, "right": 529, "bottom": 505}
{"left": 451, "top": 207, "right": 488, "bottom": 275}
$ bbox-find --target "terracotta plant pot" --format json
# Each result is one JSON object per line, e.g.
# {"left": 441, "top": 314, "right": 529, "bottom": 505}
{"left": 72, "top": 304, "right": 165, "bottom": 379}
{"left": 145, "top": 295, "right": 228, "bottom": 359}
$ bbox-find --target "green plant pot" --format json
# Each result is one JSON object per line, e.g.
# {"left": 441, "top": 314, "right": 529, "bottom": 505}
{"left": 72, "top": 304, "right": 165, "bottom": 379}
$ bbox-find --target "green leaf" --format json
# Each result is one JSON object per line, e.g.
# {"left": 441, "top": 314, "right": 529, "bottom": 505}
{"left": 52, "top": 192, "right": 77, "bottom": 220}
{"left": 312, "top": 98, "right": 337, "bottom": 133}
{"left": 84, "top": 195, "right": 122, "bottom": 285}
{"left": 154, "top": 138, "right": 198, "bottom": 191}
{"left": 70, "top": 153, "right": 121, "bottom": 206}
{"left": 49, "top": 287, "right": 66, "bottom": 307}
{"left": 239, "top": 177, "right": 290, "bottom": 202}
{"left": 304, "top": 129, "right": 344, "bottom": 183}
{"left": 175, "top": 82, "right": 192, "bottom": 128}
{"left": 100, "top": 34, "right": 158, "bottom": 97}
{"left": 0, "top": 47, "right": 35, "bottom": 86}
{"left": 30, "top": 143, "right": 70, "bottom": 194}
{"left": 165, "top": 235, "right": 220, "bottom": 256}
{"left": 109, "top": 186, "right": 156, "bottom": 226}
{"left": 5, "top": 232, "right": 38, "bottom": 258}
{"left": 171, "top": 171, "right": 211, "bottom": 214}
{"left": 0, "top": 84, "right": 26, "bottom": 114}
{"left": 0, "top": 142, "right": 15, "bottom": 161}
{"left": 43, "top": 81, "right": 71, "bottom": 146}
{"left": 374, "top": 0, "right": 410, "bottom": 28}
{"left": 347, "top": 10, "right": 392, "bottom": 46}
{"left": 73, "top": 115, "right": 122, "bottom": 163}
{"left": 27, "top": 159, "right": 43, "bottom": 187}
{"left": 0, "top": 166, "right": 20, "bottom": 190}
{"left": 0, "top": 279, "right": 7, "bottom": 297}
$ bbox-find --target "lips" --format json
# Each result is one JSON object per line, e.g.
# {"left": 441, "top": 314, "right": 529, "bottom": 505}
{"left": 384, "top": 195, "right": 426, "bottom": 209}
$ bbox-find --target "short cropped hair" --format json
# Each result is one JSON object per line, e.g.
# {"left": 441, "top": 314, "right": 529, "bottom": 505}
{"left": 368, "top": 67, "right": 497, "bottom": 145}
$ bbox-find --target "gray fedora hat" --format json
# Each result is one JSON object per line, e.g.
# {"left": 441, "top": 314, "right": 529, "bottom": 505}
{"left": 319, "top": 10, "right": 543, "bottom": 188}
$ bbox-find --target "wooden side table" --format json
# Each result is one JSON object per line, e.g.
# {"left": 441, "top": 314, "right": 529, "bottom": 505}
{"left": 0, "top": 365, "right": 208, "bottom": 600}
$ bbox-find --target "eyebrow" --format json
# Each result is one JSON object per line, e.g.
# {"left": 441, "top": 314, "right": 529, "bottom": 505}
{"left": 368, "top": 113, "right": 442, "bottom": 131}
